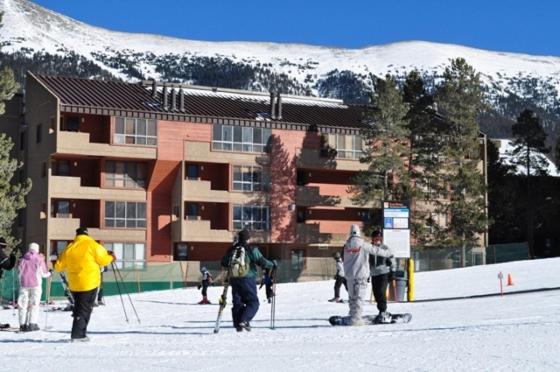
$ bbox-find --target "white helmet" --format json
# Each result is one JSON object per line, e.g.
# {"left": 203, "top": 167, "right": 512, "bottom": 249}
{"left": 349, "top": 224, "right": 361, "bottom": 237}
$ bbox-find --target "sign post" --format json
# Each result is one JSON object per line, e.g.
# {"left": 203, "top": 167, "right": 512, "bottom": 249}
{"left": 382, "top": 201, "right": 410, "bottom": 258}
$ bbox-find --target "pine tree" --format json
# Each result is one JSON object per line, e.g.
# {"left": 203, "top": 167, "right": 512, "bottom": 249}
{"left": 434, "top": 58, "right": 488, "bottom": 266}
{"left": 0, "top": 13, "right": 31, "bottom": 250}
{"left": 510, "top": 109, "right": 549, "bottom": 258}
{"left": 350, "top": 74, "right": 409, "bottom": 232}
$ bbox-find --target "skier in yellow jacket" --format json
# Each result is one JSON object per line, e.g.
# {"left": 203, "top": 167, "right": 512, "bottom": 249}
{"left": 55, "top": 227, "right": 114, "bottom": 342}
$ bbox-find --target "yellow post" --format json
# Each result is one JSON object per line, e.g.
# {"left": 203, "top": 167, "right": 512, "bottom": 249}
{"left": 407, "top": 258, "right": 415, "bottom": 302}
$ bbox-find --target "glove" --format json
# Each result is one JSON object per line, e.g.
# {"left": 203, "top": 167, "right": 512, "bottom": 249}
{"left": 108, "top": 251, "right": 117, "bottom": 261}
{"left": 219, "top": 296, "right": 226, "bottom": 306}
{"left": 197, "top": 285, "right": 202, "bottom": 290}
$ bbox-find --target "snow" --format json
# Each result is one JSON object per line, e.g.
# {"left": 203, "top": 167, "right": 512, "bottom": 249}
{"left": 1, "top": 257, "right": 560, "bottom": 371}
{"left": 496, "top": 139, "right": 560, "bottom": 177}
{"left": 2, "top": 0, "right": 560, "bottom": 97}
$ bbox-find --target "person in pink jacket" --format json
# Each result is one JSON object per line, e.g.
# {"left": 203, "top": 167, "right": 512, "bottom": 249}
{"left": 17, "top": 242, "right": 51, "bottom": 332}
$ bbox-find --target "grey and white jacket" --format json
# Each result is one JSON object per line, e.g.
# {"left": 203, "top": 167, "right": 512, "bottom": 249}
{"left": 343, "top": 236, "right": 392, "bottom": 279}
{"left": 369, "top": 243, "right": 394, "bottom": 277}
{"left": 335, "top": 258, "right": 345, "bottom": 278}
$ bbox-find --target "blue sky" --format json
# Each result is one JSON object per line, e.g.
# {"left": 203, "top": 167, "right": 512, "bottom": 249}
{"left": 33, "top": 0, "right": 559, "bottom": 56}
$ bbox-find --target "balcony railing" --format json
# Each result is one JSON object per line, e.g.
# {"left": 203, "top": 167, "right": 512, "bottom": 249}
{"left": 57, "top": 131, "right": 156, "bottom": 159}
{"left": 49, "top": 217, "right": 146, "bottom": 241}
{"left": 50, "top": 175, "right": 147, "bottom": 202}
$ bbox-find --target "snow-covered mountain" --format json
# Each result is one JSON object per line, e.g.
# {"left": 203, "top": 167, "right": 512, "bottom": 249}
{"left": 1, "top": 0, "right": 560, "bottom": 142}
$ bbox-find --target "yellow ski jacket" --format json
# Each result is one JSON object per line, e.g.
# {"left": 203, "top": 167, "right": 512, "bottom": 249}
{"left": 55, "top": 234, "right": 113, "bottom": 292}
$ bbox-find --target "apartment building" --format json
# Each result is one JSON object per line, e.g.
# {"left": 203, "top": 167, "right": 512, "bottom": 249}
{"left": 15, "top": 72, "right": 380, "bottom": 271}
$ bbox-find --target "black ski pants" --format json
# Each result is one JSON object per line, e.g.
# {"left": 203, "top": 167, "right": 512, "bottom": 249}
{"left": 372, "top": 273, "right": 389, "bottom": 313}
{"left": 334, "top": 275, "right": 347, "bottom": 298}
{"left": 201, "top": 280, "right": 209, "bottom": 296}
{"left": 70, "top": 288, "right": 97, "bottom": 339}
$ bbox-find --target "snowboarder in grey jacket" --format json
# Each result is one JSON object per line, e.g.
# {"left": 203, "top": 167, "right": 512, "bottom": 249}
{"left": 369, "top": 230, "right": 394, "bottom": 323}
{"left": 343, "top": 224, "right": 392, "bottom": 325}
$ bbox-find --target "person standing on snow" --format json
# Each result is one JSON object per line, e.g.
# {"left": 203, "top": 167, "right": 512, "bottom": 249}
{"left": 369, "top": 230, "right": 394, "bottom": 323}
{"left": 329, "top": 251, "right": 347, "bottom": 303}
{"left": 198, "top": 267, "right": 213, "bottom": 304}
{"left": 220, "top": 229, "right": 276, "bottom": 332}
{"left": 17, "top": 242, "right": 51, "bottom": 332}
{"left": 343, "top": 224, "right": 392, "bottom": 326}
{"left": 0, "top": 237, "right": 17, "bottom": 329}
{"left": 55, "top": 227, "right": 114, "bottom": 342}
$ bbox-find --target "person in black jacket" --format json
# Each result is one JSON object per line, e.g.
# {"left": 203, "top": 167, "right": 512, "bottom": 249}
{"left": 220, "top": 229, "right": 276, "bottom": 332}
{"left": 0, "top": 237, "right": 17, "bottom": 329}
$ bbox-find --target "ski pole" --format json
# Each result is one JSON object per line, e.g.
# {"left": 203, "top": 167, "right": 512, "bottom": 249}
{"left": 110, "top": 261, "right": 129, "bottom": 323}
{"left": 12, "top": 269, "right": 16, "bottom": 317}
{"left": 112, "top": 261, "right": 141, "bottom": 324}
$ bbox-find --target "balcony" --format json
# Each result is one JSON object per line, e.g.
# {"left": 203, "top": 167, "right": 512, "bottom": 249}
{"left": 49, "top": 217, "right": 146, "bottom": 242}
{"left": 183, "top": 180, "right": 264, "bottom": 204}
{"left": 296, "top": 148, "right": 368, "bottom": 172}
{"left": 184, "top": 141, "right": 268, "bottom": 167}
{"left": 181, "top": 220, "right": 233, "bottom": 243}
{"left": 295, "top": 185, "right": 375, "bottom": 208}
{"left": 57, "top": 131, "right": 156, "bottom": 159}
{"left": 50, "top": 176, "right": 147, "bottom": 202}
{"left": 296, "top": 223, "right": 347, "bottom": 245}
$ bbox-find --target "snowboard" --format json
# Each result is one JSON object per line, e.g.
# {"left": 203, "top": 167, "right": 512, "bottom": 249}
{"left": 0, "top": 326, "right": 21, "bottom": 332}
{"left": 329, "top": 313, "right": 412, "bottom": 326}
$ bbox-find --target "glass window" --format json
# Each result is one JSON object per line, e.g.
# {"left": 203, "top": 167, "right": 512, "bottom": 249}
{"left": 212, "top": 125, "right": 271, "bottom": 154}
{"left": 105, "top": 201, "right": 146, "bottom": 228}
{"left": 105, "top": 242, "right": 145, "bottom": 270}
{"left": 114, "top": 117, "right": 157, "bottom": 146}
{"left": 105, "top": 161, "right": 146, "bottom": 189}
{"left": 233, "top": 204, "right": 269, "bottom": 231}
{"left": 232, "top": 165, "right": 268, "bottom": 192}
{"left": 187, "top": 164, "right": 199, "bottom": 180}
{"left": 186, "top": 203, "right": 199, "bottom": 220}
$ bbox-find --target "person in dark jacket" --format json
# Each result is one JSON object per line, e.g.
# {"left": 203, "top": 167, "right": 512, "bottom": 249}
{"left": 220, "top": 229, "right": 276, "bottom": 332}
{"left": 329, "top": 251, "right": 347, "bottom": 303}
{"left": 198, "top": 267, "right": 213, "bottom": 304}
{"left": 0, "top": 237, "right": 17, "bottom": 329}
{"left": 369, "top": 230, "right": 394, "bottom": 323}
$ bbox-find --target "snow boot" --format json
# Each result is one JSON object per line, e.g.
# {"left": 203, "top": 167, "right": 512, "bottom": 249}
{"left": 376, "top": 311, "right": 392, "bottom": 324}
{"left": 198, "top": 296, "right": 210, "bottom": 305}
{"left": 328, "top": 297, "right": 341, "bottom": 303}
{"left": 28, "top": 323, "right": 40, "bottom": 332}
{"left": 71, "top": 336, "right": 90, "bottom": 343}
{"left": 0, "top": 323, "right": 10, "bottom": 329}
{"left": 19, "top": 324, "right": 29, "bottom": 332}
{"left": 239, "top": 321, "right": 251, "bottom": 332}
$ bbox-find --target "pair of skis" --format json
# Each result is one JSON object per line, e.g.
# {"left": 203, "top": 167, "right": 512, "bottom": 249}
{"left": 213, "top": 265, "right": 277, "bottom": 333}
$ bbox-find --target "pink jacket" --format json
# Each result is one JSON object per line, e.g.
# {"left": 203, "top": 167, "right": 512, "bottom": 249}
{"left": 19, "top": 252, "right": 50, "bottom": 288}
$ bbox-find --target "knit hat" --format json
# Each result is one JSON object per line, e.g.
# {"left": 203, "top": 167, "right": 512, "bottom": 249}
{"left": 238, "top": 229, "right": 250, "bottom": 243}
{"left": 349, "top": 224, "right": 361, "bottom": 237}
{"left": 28, "top": 242, "right": 40, "bottom": 253}
{"left": 76, "top": 227, "right": 88, "bottom": 235}
{"left": 371, "top": 230, "right": 382, "bottom": 238}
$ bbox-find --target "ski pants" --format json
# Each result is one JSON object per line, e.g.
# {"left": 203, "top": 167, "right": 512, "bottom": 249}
{"left": 18, "top": 287, "right": 41, "bottom": 326}
{"left": 201, "top": 280, "right": 209, "bottom": 297}
{"left": 230, "top": 277, "right": 259, "bottom": 325}
{"left": 334, "top": 275, "right": 348, "bottom": 298}
{"left": 372, "top": 273, "right": 389, "bottom": 313}
{"left": 70, "top": 288, "right": 97, "bottom": 339}
{"left": 347, "top": 276, "right": 368, "bottom": 323}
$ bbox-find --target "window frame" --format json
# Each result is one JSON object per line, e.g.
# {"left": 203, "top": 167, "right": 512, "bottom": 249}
{"left": 114, "top": 117, "right": 157, "bottom": 146}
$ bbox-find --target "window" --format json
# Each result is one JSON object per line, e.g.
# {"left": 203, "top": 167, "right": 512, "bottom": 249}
{"left": 186, "top": 164, "right": 199, "bottom": 180}
{"left": 232, "top": 166, "right": 269, "bottom": 192}
{"left": 105, "top": 161, "right": 146, "bottom": 189}
{"left": 114, "top": 117, "right": 157, "bottom": 146}
{"left": 54, "top": 160, "right": 70, "bottom": 176}
{"left": 36, "top": 124, "right": 42, "bottom": 143}
{"left": 105, "top": 201, "right": 146, "bottom": 228}
{"left": 212, "top": 124, "right": 271, "bottom": 153}
{"left": 52, "top": 200, "right": 71, "bottom": 218}
{"left": 233, "top": 204, "right": 269, "bottom": 230}
{"left": 186, "top": 203, "right": 199, "bottom": 220}
{"left": 105, "top": 242, "right": 145, "bottom": 270}
{"left": 327, "top": 134, "right": 363, "bottom": 160}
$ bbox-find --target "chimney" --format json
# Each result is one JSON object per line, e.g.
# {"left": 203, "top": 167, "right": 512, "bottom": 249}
{"left": 151, "top": 79, "right": 157, "bottom": 98}
{"left": 162, "top": 84, "right": 168, "bottom": 110}
{"left": 269, "top": 91, "right": 276, "bottom": 120}
{"left": 179, "top": 89, "right": 185, "bottom": 112}
{"left": 276, "top": 92, "right": 282, "bottom": 120}
{"left": 171, "top": 88, "right": 177, "bottom": 111}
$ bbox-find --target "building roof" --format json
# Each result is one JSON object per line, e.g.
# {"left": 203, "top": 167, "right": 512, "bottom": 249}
{"left": 34, "top": 74, "right": 365, "bottom": 131}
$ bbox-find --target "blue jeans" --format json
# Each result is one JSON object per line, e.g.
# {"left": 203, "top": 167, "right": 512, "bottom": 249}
{"left": 230, "top": 277, "right": 259, "bottom": 326}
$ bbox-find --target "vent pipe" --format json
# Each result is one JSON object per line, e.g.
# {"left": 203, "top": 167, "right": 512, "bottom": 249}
{"left": 179, "top": 89, "right": 185, "bottom": 112}
{"left": 171, "top": 88, "right": 177, "bottom": 111}
{"left": 269, "top": 91, "right": 276, "bottom": 120}
{"left": 162, "top": 84, "right": 168, "bottom": 110}
{"left": 151, "top": 79, "right": 157, "bottom": 98}
{"left": 276, "top": 92, "right": 283, "bottom": 120}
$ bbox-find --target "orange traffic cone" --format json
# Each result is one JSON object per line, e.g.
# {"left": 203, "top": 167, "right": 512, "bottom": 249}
{"left": 507, "top": 273, "right": 514, "bottom": 286}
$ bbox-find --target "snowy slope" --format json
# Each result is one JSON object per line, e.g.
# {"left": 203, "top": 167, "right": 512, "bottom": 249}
{"left": 496, "top": 139, "right": 560, "bottom": 177}
{"left": 2, "top": 0, "right": 560, "bottom": 100}
{"left": 1, "top": 257, "right": 560, "bottom": 371}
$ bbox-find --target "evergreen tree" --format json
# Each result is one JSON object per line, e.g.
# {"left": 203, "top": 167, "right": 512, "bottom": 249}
{"left": 0, "top": 13, "right": 31, "bottom": 250}
{"left": 402, "top": 70, "right": 444, "bottom": 247}
{"left": 350, "top": 74, "right": 409, "bottom": 232}
{"left": 434, "top": 58, "right": 488, "bottom": 266}
{"left": 510, "top": 109, "right": 549, "bottom": 258}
